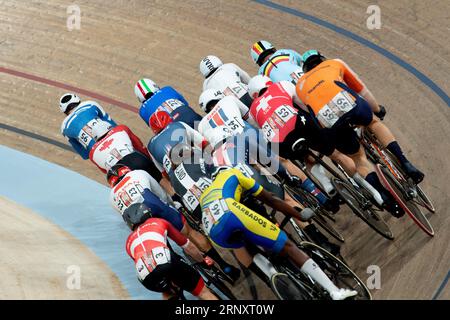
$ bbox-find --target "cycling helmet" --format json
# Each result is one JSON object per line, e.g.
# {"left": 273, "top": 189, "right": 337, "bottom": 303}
{"left": 302, "top": 50, "right": 326, "bottom": 73}
{"left": 251, "top": 40, "right": 276, "bottom": 66}
{"left": 91, "top": 120, "right": 112, "bottom": 141}
{"left": 199, "top": 89, "right": 224, "bottom": 113}
{"left": 199, "top": 55, "right": 223, "bottom": 78}
{"left": 122, "top": 203, "right": 153, "bottom": 230}
{"left": 149, "top": 110, "right": 173, "bottom": 134}
{"left": 248, "top": 75, "right": 272, "bottom": 99}
{"left": 59, "top": 93, "right": 81, "bottom": 113}
{"left": 106, "top": 164, "right": 131, "bottom": 187}
{"left": 134, "top": 78, "right": 160, "bottom": 103}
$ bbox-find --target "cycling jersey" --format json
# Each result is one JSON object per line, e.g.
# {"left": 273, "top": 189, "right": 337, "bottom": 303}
{"left": 110, "top": 170, "right": 184, "bottom": 230}
{"left": 200, "top": 168, "right": 287, "bottom": 253}
{"left": 258, "top": 49, "right": 304, "bottom": 84}
{"left": 203, "top": 63, "right": 253, "bottom": 107}
{"left": 296, "top": 59, "right": 365, "bottom": 128}
{"left": 250, "top": 81, "right": 303, "bottom": 143}
{"left": 198, "top": 95, "right": 253, "bottom": 148}
{"left": 61, "top": 101, "right": 117, "bottom": 159}
{"left": 168, "top": 159, "right": 214, "bottom": 219}
{"left": 139, "top": 86, "right": 202, "bottom": 129}
{"left": 126, "top": 218, "right": 188, "bottom": 279}
{"left": 89, "top": 125, "right": 150, "bottom": 173}
{"left": 148, "top": 122, "right": 207, "bottom": 175}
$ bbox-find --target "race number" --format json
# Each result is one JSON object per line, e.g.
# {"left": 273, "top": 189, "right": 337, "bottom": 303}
{"left": 202, "top": 199, "right": 229, "bottom": 234}
{"left": 77, "top": 118, "right": 102, "bottom": 148}
{"left": 135, "top": 257, "right": 151, "bottom": 280}
{"left": 274, "top": 104, "right": 297, "bottom": 123}
{"left": 318, "top": 91, "right": 356, "bottom": 128}
{"left": 162, "top": 154, "right": 172, "bottom": 174}
{"left": 151, "top": 247, "right": 171, "bottom": 266}
{"left": 261, "top": 121, "right": 276, "bottom": 142}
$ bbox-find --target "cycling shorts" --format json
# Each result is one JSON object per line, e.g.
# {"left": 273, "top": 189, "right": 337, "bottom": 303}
{"left": 118, "top": 151, "right": 162, "bottom": 182}
{"left": 208, "top": 198, "right": 288, "bottom": 254}
{"left": 140, "top": 249, "right": 204, "bottom": 295}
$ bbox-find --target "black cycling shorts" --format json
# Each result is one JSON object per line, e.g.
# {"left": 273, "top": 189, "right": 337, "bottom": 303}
{"left": 118, "top": 151, "right": 162, "bottom": 182}
{"left": 140, "top": 250, "right": 204, "bottom": 295}
{"left": 280, "top": 109, "right": 336, "bottom": 158}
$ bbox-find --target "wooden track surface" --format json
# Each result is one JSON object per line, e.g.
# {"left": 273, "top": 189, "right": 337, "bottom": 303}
{"left": 0, "top": 0, "right": 448, "bottom": 299}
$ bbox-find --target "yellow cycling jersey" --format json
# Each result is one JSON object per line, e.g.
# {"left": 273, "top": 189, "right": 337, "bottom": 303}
{"left": 200, "top": 168, "right": 263, "bottom": 208}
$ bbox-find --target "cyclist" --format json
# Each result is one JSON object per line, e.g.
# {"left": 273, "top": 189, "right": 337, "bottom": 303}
{"left": 200, "top": 166, "right": 357, "bottom": 300}
{"left": 59, "top": 93, "right": 117, "bottom": 159}
{"left": 198, "top": 88, "right": 340, "bottom": 214}
{"left": 250, "top": 40, "right": 304, "bottom": 84}
{"left": 123, "top": 203, "right": 218, "bottom": 300}
{"left": 248, "top": 74, "right": 403, "bottom": 217}
{"left": 135, "top": 78, "right": 202, "bottom": 129}
{"left": 88, "top": 121, "right": 162, "bottom": 182}
{"left": 199, "top": 55, "right": 253, "bottom": 107}
{"left": 146, "top": 110, "right": 208, "bottom": 176}
{"left": 296, "top": 50, "right": 424, "bottom": 184}
{"left": 108, "top": 164, "right": 240, "bottom": 282}
{"left": 168, "top": 142, "right": 340, "bottom": 256}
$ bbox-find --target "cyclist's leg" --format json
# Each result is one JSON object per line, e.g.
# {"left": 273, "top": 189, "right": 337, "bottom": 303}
{"left": 169, "top": 251, "right": 218, "bottom": 300}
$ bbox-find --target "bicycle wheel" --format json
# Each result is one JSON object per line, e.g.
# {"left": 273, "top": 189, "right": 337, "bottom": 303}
{"left": 270, "top": 272, "right": 315, "bottom": 300}
{"left": 375, "top": 164, "right": 434, "bottom": 236}
{"left": 362, "top": 130, "right": 435, "bottom": 213}
{"left": 193, "top": 264, "right": 237, "bottom": 300}
{"left": 299, "top": 241, "right": 372, "bottom": 300}
{"left": 332, "top": 178, "right": 394, "bottom": 240}
{"left": 285, "top": 185, "right": 345, "bottom": 243}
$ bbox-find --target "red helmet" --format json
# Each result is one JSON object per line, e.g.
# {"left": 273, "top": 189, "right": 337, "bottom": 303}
{"left": 107, "top": 164, "right": 132, "bottom": 187}
{"left": 149, "top": 110, "right": 173, "bottom": 134}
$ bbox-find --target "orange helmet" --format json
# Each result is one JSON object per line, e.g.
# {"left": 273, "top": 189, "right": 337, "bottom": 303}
{"left": 149, "top": 110, "right": 173, "bottom": 134}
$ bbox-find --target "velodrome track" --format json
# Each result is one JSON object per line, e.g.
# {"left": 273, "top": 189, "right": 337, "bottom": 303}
{"left": 0, "top": 0, "right": 448, "bottom": 299}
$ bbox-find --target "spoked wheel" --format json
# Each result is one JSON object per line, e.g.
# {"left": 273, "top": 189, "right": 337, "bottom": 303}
{"left": 332, "top": 178, "right": 394, "bottom": 240}
{"left": 270, "top": 272, "right": 315, "bottom": 300}
{"left": 375, "top": 164, "right": 435, "bottom": 237}
{"left": 285, "top": 185, "right": 345, "bottom": 243}
{"left": 299, "top": 241, "right": 372, "bottom": 300}
{"left": 362, "top": 130, "right": 436, "bottom": 214}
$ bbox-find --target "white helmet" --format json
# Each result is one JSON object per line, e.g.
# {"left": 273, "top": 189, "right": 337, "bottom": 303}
{"left": 199, "top": 55, "right": 223, "bottom": 78}
{"left": 59, "top": 93, "right": 81, "bottom": 113}
{"left": 199, "top": 89, "right": 224, "bottom": 112}
{"left": 134, "top": 78, "right": 160, "bottom": 103}
{"left": 91, "top": 120, "right": 112, "bottom": 141}
{"left": 248, "top": 75, "right": 272, "bottom": 99}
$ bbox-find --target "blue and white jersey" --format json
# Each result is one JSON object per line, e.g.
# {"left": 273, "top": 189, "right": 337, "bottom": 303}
{"left": 61, "top": 101, "right": 117, "bottom": 159}
{"left": 148, "top": 121, "right": 206, "bottom": 175}
{"left": 139, "top": 86, "right": 202, "bottom": 129}
{"left": 258, "top": 49, "right": 304, "bottom": 84}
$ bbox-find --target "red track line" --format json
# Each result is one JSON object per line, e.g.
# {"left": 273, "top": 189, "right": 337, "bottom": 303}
{"left": 0, "top": 66, "right": 138, "bottom": 113}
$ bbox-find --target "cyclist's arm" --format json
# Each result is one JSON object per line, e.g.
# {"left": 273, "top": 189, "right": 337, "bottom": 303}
{"left": 230, "top": 63, "right": 251, "bottom": 84}
{"left": 165, "top": 219, "right": 204, "bottom": 262}
{"left": 337, "top": 59, "right": 380, "bottom": 112}
{"left": 257, "top": 189, "right": 302, "bottom": 220}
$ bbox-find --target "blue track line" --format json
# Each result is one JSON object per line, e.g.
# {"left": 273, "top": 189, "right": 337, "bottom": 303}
{"left": 252, "top": 0, "right": 450, "bottom": 107}
{"left": 432, "top": 269, "right": 450, "bottom": 300}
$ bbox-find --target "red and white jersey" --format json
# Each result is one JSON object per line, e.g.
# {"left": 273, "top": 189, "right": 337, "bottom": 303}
{"left": 250, "top": 81, "right": 303, "bottom": 143}
{"left": 198, "top": 96, "right": 250, "bottom": 148}
{"left": 89, "top": 125, "right": 150, "bottom": 173}
{"left": 110, "top": 170, "right": 173, "bottom": 215}
{"left": 203, "top": 63, "right": 251, "bottom": 100}
{"left": 125, "top": 218, "right": 188, "bottom": 280}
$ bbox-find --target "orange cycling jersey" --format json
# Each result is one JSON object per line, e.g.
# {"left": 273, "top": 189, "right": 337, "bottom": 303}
{"left": 296, "top": 59, "right": 365, "bottom": 116}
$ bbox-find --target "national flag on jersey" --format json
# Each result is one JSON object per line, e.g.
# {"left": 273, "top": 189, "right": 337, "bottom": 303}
{"left": 262, "top": 54, "right": 290, "bottom": 76}
{"left": 208, "top": 108, "right": 229, "bottom": 128}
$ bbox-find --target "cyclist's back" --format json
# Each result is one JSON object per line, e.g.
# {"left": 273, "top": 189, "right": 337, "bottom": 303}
{"left": 258, "top": 49, "right": 304, "bottom": 84}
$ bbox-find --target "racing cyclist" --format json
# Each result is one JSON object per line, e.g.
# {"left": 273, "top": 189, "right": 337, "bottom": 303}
{"left": 199, "top": 55, "right": 253, "bottom": 107}
{"left": 135, "top": 78, "right": 202, "bottom": 129}
{"left": 296, "top": 50, "right": 424, "bottom": 185}
{"left": 123, "top": 203, "right": 218, "bottom": 300}
{"left": 200, "top": 166, "right": 357, "bottom": 300}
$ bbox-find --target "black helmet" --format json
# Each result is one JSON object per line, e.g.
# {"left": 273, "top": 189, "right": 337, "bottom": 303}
{"left": 107, "top": 164, "right": 131, "bottom": 187}
{"left": 122, "top": 203, "right": 153, "bottom": 230}
{"left": 302, "top": 50, "right": 326, "bottom": 73}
